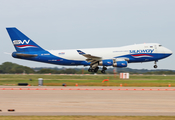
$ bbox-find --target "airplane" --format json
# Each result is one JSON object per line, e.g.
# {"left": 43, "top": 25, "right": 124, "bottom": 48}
{"left": 6, "top": 27, "right": 172, "bottom": 73}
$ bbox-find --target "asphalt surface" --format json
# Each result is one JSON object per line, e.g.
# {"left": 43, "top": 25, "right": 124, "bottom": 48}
{"left": 0, "top": 86, "right": 175, "bottom": 116}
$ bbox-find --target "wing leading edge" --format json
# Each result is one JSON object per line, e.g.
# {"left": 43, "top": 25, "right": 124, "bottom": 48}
{"left": 77, "top": 50, "right": 102, "bottom": 64}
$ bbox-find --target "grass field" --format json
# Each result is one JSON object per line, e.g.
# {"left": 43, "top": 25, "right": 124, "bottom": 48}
{"left": 0, "top": 116, "right": 175, "bottom": 120}
{"left": 0, "top": 74, "right": 175, "bottom": 87}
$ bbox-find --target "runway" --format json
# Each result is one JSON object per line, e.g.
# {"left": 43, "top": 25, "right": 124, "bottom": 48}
{"left": 0, "top": 86, "right": 175, "bottom": 116}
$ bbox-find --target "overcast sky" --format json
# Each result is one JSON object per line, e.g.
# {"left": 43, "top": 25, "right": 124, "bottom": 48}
{"left": 0, "top": 0, "right": 175, "bottom": 70}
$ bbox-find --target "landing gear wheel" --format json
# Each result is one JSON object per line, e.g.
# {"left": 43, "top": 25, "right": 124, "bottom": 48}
{"left": 101, "top": 66, "right": 107, "bottom": 74}
{"left": 88, "top": 68, "right": 91, "bottom": 72}
{"left": 91, "top": 69, "right": 94, "bottom": 72}
{"left": 101, "top": 70, "right": 105, "bottom": 74}
{"left": 88, "top": 68, "right": 94, "bottom": 72}
{"left": 154, "top": 65, "right": 157, "bottom": 68}
{"left": 102, "top": 66, "right": 107, "bottom": 70}
{"left": 94, "top": 67, "right": 99, "bottom": 73}
{"left": 154, "top": 61, "right": 158, "bottom": 69}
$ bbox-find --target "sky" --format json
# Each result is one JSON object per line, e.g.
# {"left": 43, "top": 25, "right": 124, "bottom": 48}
{"left": 0, "top": 0, "right": 175, "bottom": 70}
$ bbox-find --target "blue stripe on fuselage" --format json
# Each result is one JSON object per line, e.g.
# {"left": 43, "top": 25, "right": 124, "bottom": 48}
{"left": 12, "top": 51, "right": 171, "bottom": 66}
{"left": 12, "top": 51, "right": 90, "bottom": 66}
{"left": 115, "top": 53, "right": 172, "bottom": 63}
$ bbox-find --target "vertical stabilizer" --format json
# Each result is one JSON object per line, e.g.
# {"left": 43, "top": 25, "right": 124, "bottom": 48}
{"left": 6, "top": 27, "right": 45, "bottom": 52}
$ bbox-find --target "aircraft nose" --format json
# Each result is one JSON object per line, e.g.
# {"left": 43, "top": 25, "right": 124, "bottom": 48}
{"left": 164, "top": 47, "right": 173, "bottom": 55}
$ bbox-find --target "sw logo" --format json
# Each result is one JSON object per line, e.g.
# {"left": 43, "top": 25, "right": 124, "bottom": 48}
{"left": 13, "top": 40, "right": 30, "bottom": 45}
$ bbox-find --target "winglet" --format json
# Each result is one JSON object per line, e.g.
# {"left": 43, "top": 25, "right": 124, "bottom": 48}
{"left": 77, "top": 50, "right": 86, "bottom": 55}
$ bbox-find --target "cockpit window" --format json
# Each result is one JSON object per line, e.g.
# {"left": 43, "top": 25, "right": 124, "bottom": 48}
{"left": 159, "top": 45, "right": 162, "bottom": 47}
{"left": 150, "top": 46, "right": 153, "bottom": 48}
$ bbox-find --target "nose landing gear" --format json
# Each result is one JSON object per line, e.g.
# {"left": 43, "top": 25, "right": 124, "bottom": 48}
{"left": 154, "top": 65, "right": 157, "bottom": 68}
{"left": 154, "top": 61, "right": 158, "bottom": 68}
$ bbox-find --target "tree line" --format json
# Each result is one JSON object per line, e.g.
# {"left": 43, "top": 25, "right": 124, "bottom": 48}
{"left": 0, "top": 62, "right": 89, "bottom": 74}
{"left": 0, "top": 62, "right": 175, "bottom": 74}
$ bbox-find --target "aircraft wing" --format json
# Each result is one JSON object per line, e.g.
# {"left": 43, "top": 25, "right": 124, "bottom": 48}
{"left": 77, "top": 50, "right": 102, "bottom": 64}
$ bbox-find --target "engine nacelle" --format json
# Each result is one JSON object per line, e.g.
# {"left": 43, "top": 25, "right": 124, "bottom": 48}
{"left": 99, "top": 59, "right": 114, "bottom": 66}
{"left": 113, "top": 61, "right": 127, "bottom": 67}
{"left": 99, "top": 60, "right": 128, "bottom": 67}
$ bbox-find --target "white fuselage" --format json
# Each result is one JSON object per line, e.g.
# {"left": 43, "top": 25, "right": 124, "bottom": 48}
{"left": 49, "top": 43, "right": 172, "bottom": 61}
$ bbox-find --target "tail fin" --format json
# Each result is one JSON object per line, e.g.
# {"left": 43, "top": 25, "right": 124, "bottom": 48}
{"left": 6, "top": 27, "right": 45, "bottom": 52}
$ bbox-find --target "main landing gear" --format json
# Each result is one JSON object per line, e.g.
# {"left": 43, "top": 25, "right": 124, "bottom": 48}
{"left": 101, "top": 66, "right": 107, "bottom": 73}
{"left": 154, "top": 61, "right": 158, "bottom": 68}
{"left": 88, "top": 66, "right": 107, "bottom": 73}
{"left": 88, "top": 67, "right": 99, "bottom": 73}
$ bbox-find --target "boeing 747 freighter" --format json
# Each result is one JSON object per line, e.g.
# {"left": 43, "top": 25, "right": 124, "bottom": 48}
{"left": 6, "top": 27, "right": 172, "bottom": 73}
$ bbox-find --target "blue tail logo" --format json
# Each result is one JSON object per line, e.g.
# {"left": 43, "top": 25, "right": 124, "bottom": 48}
{"left": 13, "top": 40, "right": 30, "bottom": 45}
{"left": 13, "top": 40, "right": 38, "bottom": 49}
{"left": 6, "top": 27, "right": 44, "bottom": 52}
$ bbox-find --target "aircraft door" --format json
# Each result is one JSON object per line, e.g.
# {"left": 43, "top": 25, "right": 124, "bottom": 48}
{"left": 154, "top": 45, "right": 157, "bottom": 52}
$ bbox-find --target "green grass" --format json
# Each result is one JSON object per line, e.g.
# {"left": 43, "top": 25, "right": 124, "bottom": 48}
{"left": 0, "top": 116, "right": 175, "bottom": 120}
{"left": 0, "top": 74, "right": 175, "bottom": 87}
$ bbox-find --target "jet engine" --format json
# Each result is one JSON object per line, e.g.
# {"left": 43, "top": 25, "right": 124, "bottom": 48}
{"left": 99, "top": 59, "right": 114, "bottom": 66}
{"left": 113, "top": 61, "right": 127, "bottom": 67}
{"left": 99, "top": 59, "right": 127, "bottom": 67}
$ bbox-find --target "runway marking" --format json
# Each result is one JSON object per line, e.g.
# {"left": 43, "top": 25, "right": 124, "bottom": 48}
{"left": 0, "top": 88, "right": 175, "bottom": 91}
